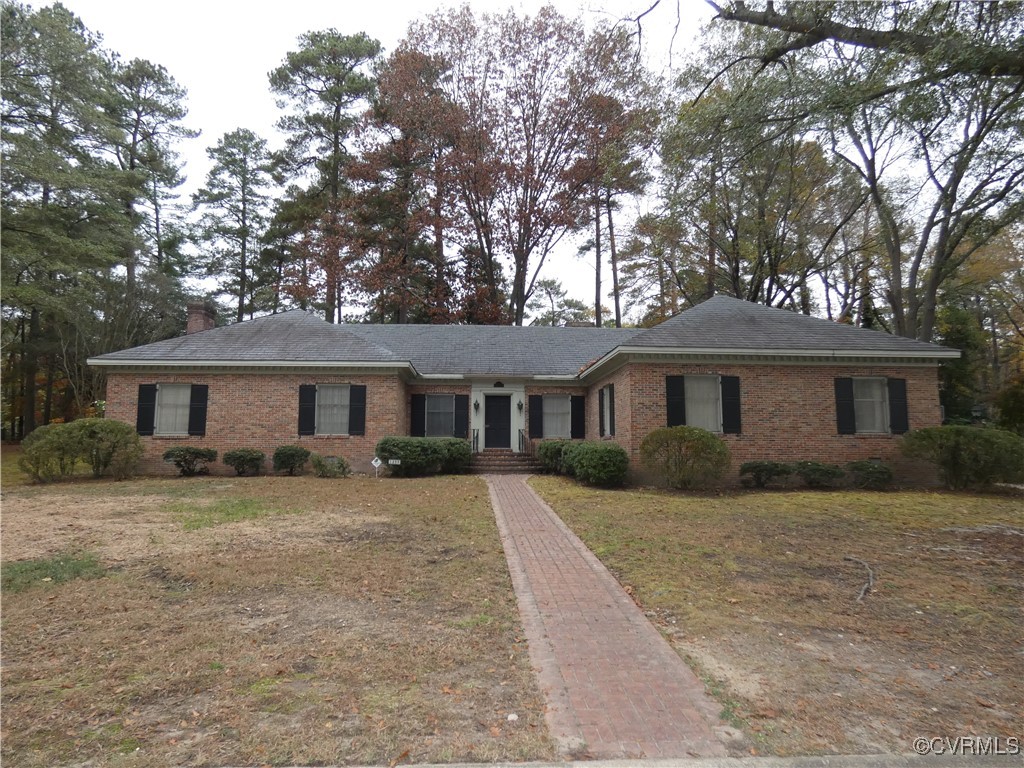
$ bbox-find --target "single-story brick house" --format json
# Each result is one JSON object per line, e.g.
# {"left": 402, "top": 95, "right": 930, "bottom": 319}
{"left": 89, "top": 296, "right": 958, "bottom": 482}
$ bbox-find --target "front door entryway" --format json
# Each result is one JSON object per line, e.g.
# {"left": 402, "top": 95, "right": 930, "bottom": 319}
{"left": 484, "top": 394, "right": 512, "bottom": 449}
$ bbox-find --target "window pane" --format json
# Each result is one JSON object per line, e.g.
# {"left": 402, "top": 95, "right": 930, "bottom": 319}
{"left": 543, "top": 395, "right": 571, "bottom": 438}
{"left": 156, "top": 384, "right": 191, "bottom": 435}
{"left": 685, "top": 375, "right": 721, "bottom": 432}
{"left": 426, "top": 395, "right": 454, "bottom": 437}
{"left": 853, "top": 378, "right": 887, "bottom": 433}
{"left": 317, "top": 384, "right": 350, "bottom": 434}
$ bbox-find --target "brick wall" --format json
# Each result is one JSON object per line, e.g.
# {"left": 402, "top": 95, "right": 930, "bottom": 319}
{"left": 105, "top": 372, "right": 405, "bottom": 475}
{"left": 587, "top": 362, "right": 942, "bottom": 486}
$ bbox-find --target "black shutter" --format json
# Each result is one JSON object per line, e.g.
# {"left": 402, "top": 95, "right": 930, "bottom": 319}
{"left": 666, "top": 376, "right": 686, "bottom": 427}
{"left": 598, "top": 387, "right": 605, "bottom": 437}
{"left": 528, "top": 395, "right": 543, "bottom": 439}
{"left": 136, "top": 384, "right": 157, "bottom": 436}
{"left": 887, "top": 378, "right": 908, "bottom": 434}
{"left": 570, "top": 395, "right": 585, "bottom": 439}
{"left": 454, "top": 394, "right": 469, "bottom": 439}
{"left": 410, "top": 394, "right": 426, "bottom": 437}
{"left": 608, "top": 384, "right": 616, "bottom": 436}
{"left": 187, "top": 384, "right": 209, "bottom": 436}
{"left": 298, "top": 384, "right": 317, "bottom": 436}
{"left": 835, "top": 378, "right": 856, "bottom": 435}
{"left": 721, "top": 376, "right": 741, "bottom": 435}
{"left": 349, "top": 385, "right": 367, "bottom": 436}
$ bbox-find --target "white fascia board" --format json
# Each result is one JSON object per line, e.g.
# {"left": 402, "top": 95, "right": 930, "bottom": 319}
{"left": 418, "top": 373, "right": 464, "bottom": 380}
{"left": 531, "top": 375, "right": 580, "bottom": 382}
{"left": 583, "top": 345, "right": 960, "bottom": 375}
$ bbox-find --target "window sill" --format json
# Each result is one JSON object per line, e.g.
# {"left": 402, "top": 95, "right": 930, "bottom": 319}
{"left": 151, "top": 434, "right": 193, "bottom": 439}
{"left": 309, "top": 434, "right": 351, "bottom": 438}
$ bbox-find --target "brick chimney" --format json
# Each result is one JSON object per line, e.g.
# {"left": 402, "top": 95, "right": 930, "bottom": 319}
{"left": 186, "top": 302, "right": 217, "bottom": 334}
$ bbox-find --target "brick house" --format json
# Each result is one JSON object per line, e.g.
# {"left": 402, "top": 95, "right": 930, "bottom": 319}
{"left": 89, "top": 296, "right": 958, "bottom": 482}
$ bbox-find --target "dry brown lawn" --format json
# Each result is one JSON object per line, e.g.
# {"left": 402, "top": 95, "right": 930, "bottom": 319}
{"left": 1, "top": 470, "right": 554, "bottom": 767}
{"left": 531, "top": 476, "right": 1023, "bottom": 758}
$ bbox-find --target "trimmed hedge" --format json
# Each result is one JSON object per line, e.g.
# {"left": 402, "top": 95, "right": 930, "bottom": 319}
{"left": 374, "top": 437, "right": 444, "bottom": 477}
{"left": 163, "top": 447, "right": 217, "bottom": 476}
{"left": 222, "top": 448, "right": 265, "bottom": 476}
{"left": 570, "top": 442, "right": 629, "bottom": 487}
{"left": 536, "top": 439, "right": 571, "bottom": 474}
{"left": 311, "top": 453, "right": 351, "bottom": 478}
{"left": 902, "top": 425, "right": 1024, "bottom": 489}
{"left": 739, "top": 460, "right": 793, "bottom": 488}
{"left": 436, "top": 438, "right": 472, "bottom": 474}
{"left": 791, "top": 460, "right": 845, "bottom": 489}
{"left": 846, "top": 460, "right": 894, "bottom": 490}
{"left": 640, "top": 426, "right": 730, "bottom": 490}
{"left": 273, "top": 445, "right": 311, "bottom": 475}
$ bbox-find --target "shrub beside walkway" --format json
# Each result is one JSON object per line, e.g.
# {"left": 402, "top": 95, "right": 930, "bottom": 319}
{"left": 486, "top": 474, "right": 728, "bottom": 759}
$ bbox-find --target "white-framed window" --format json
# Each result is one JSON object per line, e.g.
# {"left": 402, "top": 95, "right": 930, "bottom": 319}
{"left": 426, "top": 394, "right": 455, "bottom": 437}
{"left": 316, "top": 384, "right": 350, "bottom": 435}
{"left": 685, "top": 375, "right": 722, "bottom": 433}
{"left": 853, "top": 377, "right": 889, "bottom": 433}
{"left": 600, "top": 384, "right": 615, "bottom": 436}
{"left": 155, "top": 383, "right": 191, "bottom": 436}
{"left": 542, "top": 395, "right": 571, "bottom": 439}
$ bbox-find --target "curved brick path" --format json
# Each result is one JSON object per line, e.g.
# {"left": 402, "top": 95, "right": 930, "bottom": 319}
{"left": 486, "top": 474, "right": 728, "bottom": 759}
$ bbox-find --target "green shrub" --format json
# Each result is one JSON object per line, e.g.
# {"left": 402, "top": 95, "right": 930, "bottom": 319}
{"left": 560, "top": 441, "right": 586, "bottom": 477}
{"left": 67, "top": 418, "right": 142, "bottom": 480}
{"left": 222, "top": 448, "right": 265, "bottom": 476}
{"left": 792, "top": 460, "right": 845, "bottom": 488}
{"left": 18, "top": 424, "right": 82, "bottom": 482}
{"left": 18, "top": 419, "right": 142, "bottom": 482}
{"left": 570, "top": 442, "right": 629, "bottom": 487}
{"left": 273, "top": 445, "right": 311, "bottom": 475}
{"left": 163, "top": 446, "right": 218, "bottom": 477}
{"left": 739, "top": 460, "right": 794, "bottom": 488}
{"left": 436, "top": 438, "right": 472, "bottom": 474}
{"left": 311, "top": 453, "right": 350, "bottom": 478}
{"left": 374, "top": 437, "right": 444, "bottom": 477}
{"left": 846, "top": 460, "right": 894, "bottom": 490}
{"left": 901, "top": 425, "right": 1024, "bottom": 489}
{"left": 640, "top": 426, "right": 731, "bottom": 490}
{"left": 537, "top": 440, "right": 571, "bottom": 473}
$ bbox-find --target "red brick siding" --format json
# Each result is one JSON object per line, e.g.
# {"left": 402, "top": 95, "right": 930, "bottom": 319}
{"left": 592, "top": 363, "right": 941, "bottom": 486}
{"left": 587, "top": 367, "right": 633, "bottom": 450}
{"left": 105, "top": 372, "right": 405, "bottom": 475}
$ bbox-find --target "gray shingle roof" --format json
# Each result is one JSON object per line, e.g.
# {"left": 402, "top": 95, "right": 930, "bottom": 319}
{"left": 341, "top": 324, "right": 640, "bottom": 376}
{"left": 92, "top": 310, "right": 399, "bottom": 363}
{"left": 625, "top": 296, "right": 956, "bottom": 355}
{"left": 90, "top": 296, "right": 956, "bottom": 374}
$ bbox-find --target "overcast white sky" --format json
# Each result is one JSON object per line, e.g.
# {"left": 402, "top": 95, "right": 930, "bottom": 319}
{"left": 56, "top": 0, "right": 715, "bottom": 319}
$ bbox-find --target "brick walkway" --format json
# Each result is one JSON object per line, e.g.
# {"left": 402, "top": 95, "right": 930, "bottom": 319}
{"left": 486, "top": 474, "right": 728, "bottom": 759}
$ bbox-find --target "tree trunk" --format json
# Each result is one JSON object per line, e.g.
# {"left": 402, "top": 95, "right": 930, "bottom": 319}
{"left": 593, "top": 187, "right": 602, "bottom": 327}
{"left": 605, "top": 192, "right": 621, "bottom": 328}
{"left": 21, "top": 308, "right": 39, "bottom": 437}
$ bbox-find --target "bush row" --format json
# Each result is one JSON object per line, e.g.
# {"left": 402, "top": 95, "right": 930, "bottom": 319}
{"left": 19, "top": 419, "right": 143, "bottom": 482}
{"left": 161, "top": 444, "right": 349, "bottom": 478}
{"left": 536, "top": 440, "right": 629, "bottom": 487}
{"left": 739, "top": 459, "right": 893, "bottom": 489}
{"left": 374, "top": 437, "right": 471, "bottom": 477}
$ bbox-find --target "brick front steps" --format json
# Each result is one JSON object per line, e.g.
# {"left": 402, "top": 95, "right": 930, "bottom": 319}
{"left": 469, "top": 449, "right": 544, "bottom": 474}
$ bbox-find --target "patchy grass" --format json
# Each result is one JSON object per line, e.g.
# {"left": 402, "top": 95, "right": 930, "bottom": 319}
{"left": 1, "top": 475, "right": 553, "bottom": 767}
{"left": 531, "top": 477, "right": 1024, "bottom": 757}
{"left": 168, "top": 497, "right": 293, "bottom": 530}
{"left": 1, "top": 551, "right": 105, "bottom": 593}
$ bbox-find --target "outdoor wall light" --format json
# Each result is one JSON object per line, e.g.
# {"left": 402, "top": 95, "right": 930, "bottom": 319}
{"left": 517, "top": 399, "right": 524, "bottom": 412}
{"left": 473, "top": 399, "right": 480, "bottom": 412}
